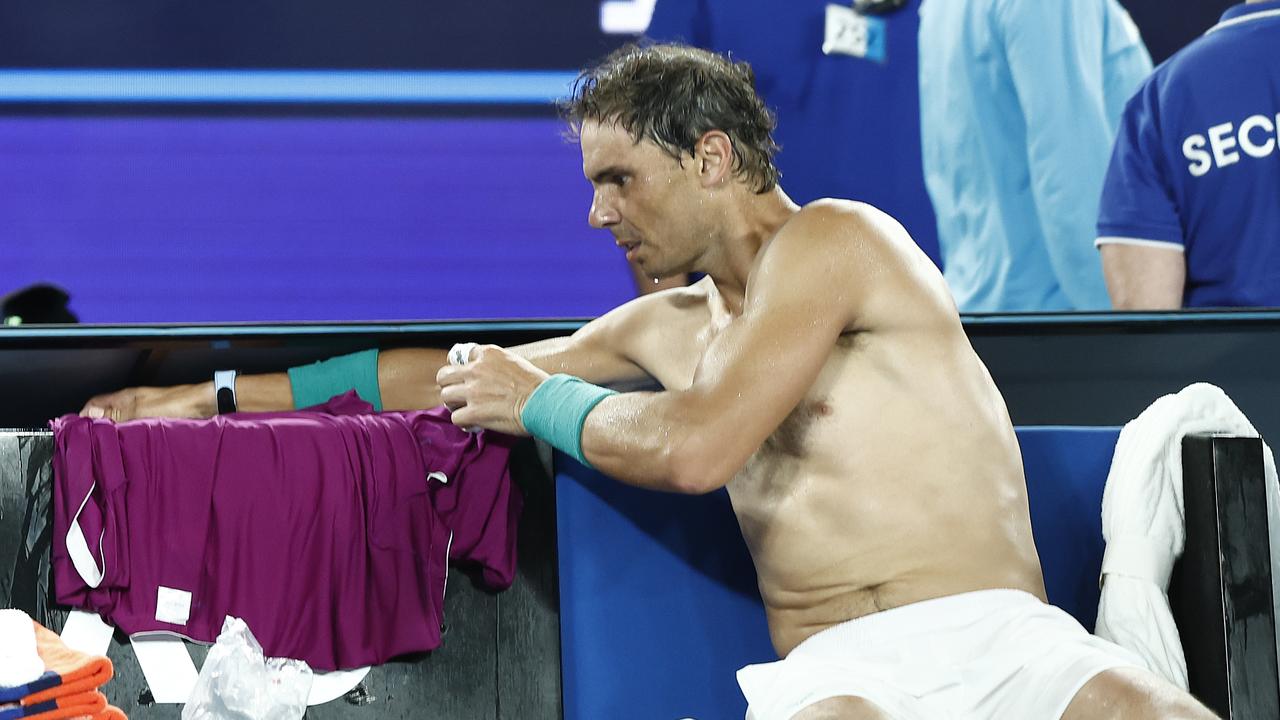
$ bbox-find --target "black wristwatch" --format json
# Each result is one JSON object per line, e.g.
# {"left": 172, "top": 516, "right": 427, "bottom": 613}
{"left": 213, "top": 370, "right": 238, "bottom": 414}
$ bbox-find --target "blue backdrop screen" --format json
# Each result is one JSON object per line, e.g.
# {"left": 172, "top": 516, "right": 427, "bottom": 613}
{"left": 2, "top": 116, "right": 633, "bottom": 322}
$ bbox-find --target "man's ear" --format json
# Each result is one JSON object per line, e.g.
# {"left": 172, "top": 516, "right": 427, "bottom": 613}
{"left": 695, "top": 131, "right": 735, "bottom": 188}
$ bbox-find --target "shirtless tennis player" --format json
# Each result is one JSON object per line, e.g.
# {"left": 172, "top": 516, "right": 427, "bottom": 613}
{"left": 84, "top": 44, "right": 1215, "bottom": 720}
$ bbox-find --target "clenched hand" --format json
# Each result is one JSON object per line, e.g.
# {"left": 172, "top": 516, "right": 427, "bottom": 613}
{"left": 437, "top": 344, "right": 548, "bottom": 436}
{"left": 80, "top": 384, "right": 211, "bottom": 422}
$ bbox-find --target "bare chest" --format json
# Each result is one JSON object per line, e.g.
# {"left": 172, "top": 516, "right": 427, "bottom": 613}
{"left": 728, "top": 333, "right": 863, "bottom": 504}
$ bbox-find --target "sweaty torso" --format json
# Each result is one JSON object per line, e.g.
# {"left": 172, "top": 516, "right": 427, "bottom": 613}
{"left": 630, "top": 221, "right": 1046, "bottom": 658}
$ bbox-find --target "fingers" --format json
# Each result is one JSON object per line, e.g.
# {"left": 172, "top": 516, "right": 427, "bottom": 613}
{"left": 79, "top": 393, "right": 115, "bottom": 419}
{"left": 437, "top": 342, "right": 504, "bottom": 395}
{"left": 448, "top": 404, "right": 476, "bottom": 428}
{"left": 436, "top": 364, "right": 465, "bottom": 387}
{"left": 79, "top": 389, "right": 141, "bottom": 421}
{"left": 438, "top": 380, "right": 469, "bottom": 411}
{"left": 80, "top": 402, "right": 124, "bottom": 421}
{"left": 436, "top": 343, "right": 533, "bottom": 435}
{"left": 447, "top": 401, "right": 505, "bottom": 435}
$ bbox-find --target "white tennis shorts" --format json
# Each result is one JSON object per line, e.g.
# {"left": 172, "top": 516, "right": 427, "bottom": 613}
{"left": 737, "top": 589, "right": 1148, "bottom": 720}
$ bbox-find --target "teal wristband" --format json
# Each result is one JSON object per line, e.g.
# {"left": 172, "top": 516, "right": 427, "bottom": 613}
{"left": 520, "top": 374, "right": 616, "bottom": 468}
{"left": 288, "top": 349, "right": 383, "bottom": 411}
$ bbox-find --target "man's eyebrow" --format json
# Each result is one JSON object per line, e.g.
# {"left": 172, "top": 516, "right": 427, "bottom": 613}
{"left": 589, "top": 166, "right": 628, "bottom": 184}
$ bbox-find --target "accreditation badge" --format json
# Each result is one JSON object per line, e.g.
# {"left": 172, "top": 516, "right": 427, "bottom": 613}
{"left": 822, "top": 4, "right": 887, "bottom": 62}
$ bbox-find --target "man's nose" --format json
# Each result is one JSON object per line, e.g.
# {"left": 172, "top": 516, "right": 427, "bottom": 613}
{"left": 589, "top": 193, "right": 619, "bottom": 229}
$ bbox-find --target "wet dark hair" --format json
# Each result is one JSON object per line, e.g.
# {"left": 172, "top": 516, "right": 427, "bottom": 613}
{"left": 560, "top": 42, "right": 781, "bottom": 193}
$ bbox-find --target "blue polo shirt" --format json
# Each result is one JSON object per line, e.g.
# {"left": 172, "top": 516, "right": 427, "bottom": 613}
{"left": 1097, "top": 1, "right": 1280, "bottom": 308}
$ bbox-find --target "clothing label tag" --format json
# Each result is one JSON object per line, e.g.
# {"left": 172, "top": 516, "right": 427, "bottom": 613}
{"left": 428, "top": 470, "right": 449, "bottom": 485}
{"left": 155, "top": 586, "right": 192, "bottom": 625}
{"left": 823, "top": 4, "right": 886, "bottom": 62}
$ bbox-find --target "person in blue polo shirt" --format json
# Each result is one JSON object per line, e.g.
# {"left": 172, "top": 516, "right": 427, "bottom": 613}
{"left": 1097, "top": 0, "right": 1280, "bottom": 309}
{"left": 919, "top": 0, "right": 1153, "bottom": 312}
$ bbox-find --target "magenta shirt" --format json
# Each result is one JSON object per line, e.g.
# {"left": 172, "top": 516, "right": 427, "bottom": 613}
{"left": 51, "top": 392, "right": 519, "bottom": 671}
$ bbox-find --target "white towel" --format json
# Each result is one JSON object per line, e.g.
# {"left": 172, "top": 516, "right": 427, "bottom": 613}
{"left": 1096, "top": 383, "right": 1280, "bottom": 689}
{"left": 0, "top": 608, "right": 45, "bottom": 689}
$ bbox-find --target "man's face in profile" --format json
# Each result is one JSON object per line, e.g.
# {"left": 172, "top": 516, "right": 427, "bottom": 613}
{"left": 580, "top": 119, "right": 706, "bottom": 279}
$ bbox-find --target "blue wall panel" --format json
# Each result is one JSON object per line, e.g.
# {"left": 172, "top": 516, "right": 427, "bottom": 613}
{"left": 1, "top": 116, "right": 635, "bottom": 322}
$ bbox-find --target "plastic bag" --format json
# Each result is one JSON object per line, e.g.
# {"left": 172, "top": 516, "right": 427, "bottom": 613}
{"left": 182, "top": 616, "right": 313, "bottom": 720}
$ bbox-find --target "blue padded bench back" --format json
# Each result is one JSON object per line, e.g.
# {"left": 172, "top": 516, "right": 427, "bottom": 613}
{"left": 556, "top": 425, "right": 1121, "bottom": 720}
{"left": 1017, "top": 426, "right": 1121, "bottom": 630}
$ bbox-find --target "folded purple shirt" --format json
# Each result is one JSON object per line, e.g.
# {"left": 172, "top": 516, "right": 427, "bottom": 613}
{"left": 50, "top": 392, "right": 519, "bottom": 671}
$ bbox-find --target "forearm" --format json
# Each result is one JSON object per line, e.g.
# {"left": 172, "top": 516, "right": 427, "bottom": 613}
{"left": 184, "top": 348, "right": 444, "bottom": 415}
{"left": 238, "top": 348, "right": 437, "bottom": 413}
{"left": 233, "top": 373, "right": 294, "bottom": 412}
{"left": 184, "top": 348, "right": 448, "bottom": 415}
{"left": 579, "top": 391, "right": 724, "bottom": 494}
{"left": 377, "top": 348, "right": 448, "bottom": 410}
{"left": 151, "top": 372, "right": 291, "bottom": 416}
{"left": 385, "top": 341, "right": 639, "bottom": 411}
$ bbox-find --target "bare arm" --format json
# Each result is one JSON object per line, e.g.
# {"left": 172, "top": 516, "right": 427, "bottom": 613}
{"left": 441, "top": 203, "right": 873, "bottom": 494}
{"left": 78, "top": 351, "right": 436, "bottom": 420}
{"left": 80, "top": 296, "right": 667, "bottom": 420}
{"left": 79, "top": 368, "right": 302, "bottom": 420}
{"left": 580, "top": 208, "right": 863, "bottom": 492}
{"left": 1099, "top": 243, "right": 1185, "bottom": 310}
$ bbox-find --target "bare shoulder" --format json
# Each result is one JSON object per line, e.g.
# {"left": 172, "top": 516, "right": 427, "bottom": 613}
{"left": 756, "top": 199, "right": 955, "bottom": 327}
{"left": 773, "top": 199, "right": 918, "bottom": 259}
{"left": 756, "top": 200, "right": 933, "bottom": 287}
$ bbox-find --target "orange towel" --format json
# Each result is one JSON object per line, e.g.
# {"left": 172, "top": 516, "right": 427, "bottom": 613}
{"left": 0, "top": 617, "right": 125, "bottom": 720}
{"left": 22, "top": 625, "right": 113, "bottom": 706}
{"left": 7, "top": 689, "right": 103, "bottom": 720}
{"left": 14, "top": 690, "right": 124, "bottom": 720}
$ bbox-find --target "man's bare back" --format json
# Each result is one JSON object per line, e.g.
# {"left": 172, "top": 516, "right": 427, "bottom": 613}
{"left": 608, "top": 201, "right": 1046, "bottom": 656}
